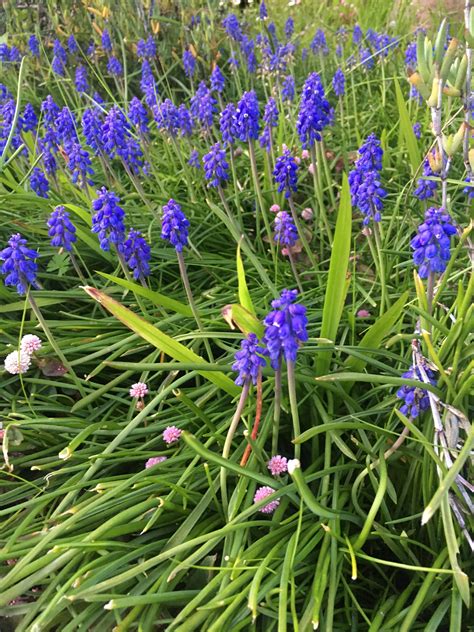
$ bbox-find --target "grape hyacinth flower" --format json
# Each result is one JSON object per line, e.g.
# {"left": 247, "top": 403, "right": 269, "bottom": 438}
{"left": 262, "top": 289, "right": 308, "bottom": 369}
{"left": 285, "top": 17, "right": 294, "bottom": 40}
{"left": 353, "top": 24, "right": 363, "bottom": 45}
{"left": 153, "top": 98, "right": 180, "bottom": 137}
{"left": 411, "top": 207, "right": 456, "bottom": 278}
{"left": 145, "top": 456, "right": 167, "bottom": 468}
{"left": 107, "top": 55, "right": 123, "bottom": 76}
{"left": 281, "top": 75, "right": 295, "bottom": 102}
{"left": 52, "top": 39, "right": 67, "bottom": 75}
{"left": 183, "top": 49, "right": 196, "bottom": 78}
{"left": 188, "top": 149, "right": 200, "bottom": 169}
{"left": 21, "top": 103, "right": 38, "bottom": 132}
{"left": 253, "top": 486, "right": 279, "bottom": 514}
{"left": 297, "top": 72, "right": 332, "bottom": 148}
{"left": 128, "top": 97, "right": 149, "bottom": 135}
{"left": 178, "top": 104, "right": 194, "bottom": 137}
{"left": 91, "top": 187, "right": 126, "bottom": 251}
{"left": 360, "top": 47, "right": 375, "bottom": 70}
{"left": 234, "top": 91, "right": 260, "bottom": 142}
{"left": 190, "top": 81, "right": 216, "bottom": 128}
{"left": 20, "top": 334, "right": 42, "bottom": 355}
{"left": 129, "top": 382, "right": 148, "bottom": 398}
{"left": 219, "top": 103, "right": 237, "bottom": 146}
{"left": 55, "top": 107, "right": 78, "bottom": 145}
{"left": 273, "top": 149, "right": 299, "bottom": 198}
{"left": 222, "top": 14, "right": 242, "bottom": 42}
{"left": 67, "top": 142, "right": 94, "bottom": 186}
{"left": 0, "top": 233, "right": 39, "bottom": 295}
{"left": 67, "top": 35, "right": 79, "bottom": 55}
{"left": 210, "top": 64, "right": 225, "bottom": 93}
{"left": 102, "top": 28, "right": 112, "bottom": 52}
{"left": 82, "top": 108, "right": 104, "bottom": 154}
{"left": 413, "top": 122, "right": 421, "bottom": 139}
{"left": 47, "top": 205, "right": 77, "bottom": 251}
{"left": 28, "top": 35, "right": 40, "bottom": 57}
{"left": 396, "top": 365, "right": 437, "bottom": 417}
{"left": 274, "top": 211, "right": 298, "bottom": 247}
{"left": 123, "top": 229, "right": 151, "bottom": 280}
{"left": 203, "top": 142, "right": 229, "bottom": 188}
{"left": 4, "top": 350, "right": 31, "bottom": 375}
{"left": 41, "top": 95, "right": 60, "bottom": 126}
{"left": 30, "top": 168, "right": 49, "bottom": 198}
{"left": 101, "top": 105, "right": 129, "bottom": 158}
{"left": 232, "top": 333, "right": 266, "bottom": 386}
{"left": 259, "top": 1, "right": 267, "bottom": 20}
{"left": 310, "top": 29, "right": 328, "bottom": 55}
{"left": 464, "top": 176, "right": 474, "bottom": 200}
{"left": 348, "top": 133, "right": 386, "bottom": 224}
{"left": 8, "top": 45, "right": 20, "bottom": 63}
{"left": 163, "top": 426, "right": 181, "bottom": 445}
{"left": 161, "top": 199, "right": 189, "bottom": 251}
{"left": 259, "top": 97, "right": 278, "bottom": 152}
{"left": 75, "top": 65, "right": 89, "bottom": 93}
{"left": 405, "top": 41, "right": 417, "bottom": 67}
{"left": 268, "top": 455, "right": 288, "bottom": 476}
{"left": 413, "top": 159, "right": 438, "bottom": 200}
{"left": 332, "top": 68, "right": 345, "bottom": 97}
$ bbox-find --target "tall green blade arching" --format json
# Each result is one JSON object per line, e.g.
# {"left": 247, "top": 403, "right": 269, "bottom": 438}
{"left": 315, "top": 173, "right": 352, "bottom": 376}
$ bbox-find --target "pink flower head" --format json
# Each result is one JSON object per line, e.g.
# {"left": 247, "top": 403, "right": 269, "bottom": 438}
{"left": 308, "top": 163, "right": 315, "bottom": 175}
{"left": 145, "top": 456, "right": 167, "bottom": 468}
{"left": 129, "top": 382, "right": 148, "bottom": 398}
{"left": 281, "top": 143, "right": 289, "bottom": 153}
{"left": 357, "top": 309, "right": 371, "bottom": 318}
{"left": 294, "top": 156, "right": 301, "bottom": 165}
{"left": 301, "top": 149, "right": 310, "bottom": 160}
{"left": 253, "top": 485, "right": 279, "bottom": 513}
{"left": 163, "top": 425, "right": 182, "bottom": 445}
{"left": 301, "top": 207, "right": 313, "bottom": 221}
{"left": 270, "top": 204, "right": 280, "bottom": 213}
{"left": 4, "top": 350, "right": 31, "bottom": 375}
{"left": 267, "top": 455, "right": 288, "bottom": 476}
{"left": 20, "top": 334, "right": 42, "bottom": 354}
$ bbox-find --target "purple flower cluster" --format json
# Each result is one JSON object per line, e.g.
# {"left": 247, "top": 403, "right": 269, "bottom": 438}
{"left": 281, "top": 75, "right": 295, "bottom": 102}
{"left": 411, "top": 207, "right": 456, "bottom": 278}
{"left": 210, "top": 65, "right": 225, "bottom": 93}
{"left": 183, "top": 49, "right": 196, "bottom": 78}
{"left": 203, "top": 142, "right": 229, "bottom": 188}
{"left": 47, "top": 206, "right": 77, "bottom": 251}
{"left": 263, "top": 289, "right": 308, "bottom": 369}
{"left": 220, "top": 104, "right": 237, "bottom": 145}
{"left": 310, "top": 29, "right": 328, "bottom": 55}
{"left": 274, "top": 211, "right": 298, "bottom": 247}
{"left": 297, "top": 72, "right": 332, "bottom": 148}
{"left": 234, "top": 91, "right": 260, "bottom": 142}
{"left": 123, "top": 229, "right": 151, "bottom": 280}
{"left": 161, "top": 199, "right": 189, "bottom": 252}
{"left": 232, "top": 333, "right": 266, "bottom": 386}
{"left": 0, "top": 233, "right": 39, "bottom": 295}
{"left": 413, "top": 159, "right": 438, "bottom": 200}
{"left": 75, "top": 65, "right": 89, "bottom": 93}
{"left": 259, "top": 98, "right": 278, "bottom": 152}
{"left": 332, "top": 68, "right": 345, "bottom": 97}
{"left": 30, "top": 168, "right": 49, "bottom": 198}
{"left": 397, "top": 365, "right": 437, "bottom": 418}
{"left": 348, "top": 133, "right": 386, "bottom": 225}
{"left": 273, "top": 149, "right": 299, "bottom": 198}
{"left": 91, "top": 187, "right": 126, "bottom": 251}
{"left": 190, "top": 81, "right": 216, "bottom": 128}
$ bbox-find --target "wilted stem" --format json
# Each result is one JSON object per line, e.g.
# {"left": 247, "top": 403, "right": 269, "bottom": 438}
{"left": 221, "top": 381, "right": 251, "bottom": 516}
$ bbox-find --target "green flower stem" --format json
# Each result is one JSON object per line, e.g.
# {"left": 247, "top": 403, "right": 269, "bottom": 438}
{"left": 288, "top": 248, "right": 303, "bottom": 293}
{"left": 176, "top": 250, "right": 214, "bottom": 363}
{"left": 373, "top": 221, "right": 389, "bottom": 314}
{"left": 221, "top": 381, "right": 250, "bottom": 517}
{"left": 248, "top": 140, "right": 275, "bottom": 259}
{"left": 272, "top": 368, "right": 282, "bottom": 455}
{"left": 286, "top": 360, "right": 301, "bottom": 459}
{"left": 309, "top": 144, "right": 333, "bottom": 244}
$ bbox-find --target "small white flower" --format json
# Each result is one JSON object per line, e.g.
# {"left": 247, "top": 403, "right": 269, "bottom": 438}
{"left": 20, "top": 334, "right": 42, "bottom": 355}
{"left": 4, "top": 350, "right": 32, "bottom": 375}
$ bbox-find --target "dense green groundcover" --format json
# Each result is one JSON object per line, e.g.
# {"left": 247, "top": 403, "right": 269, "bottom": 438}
{"left": 0, "top": 0, "right": 472, "bottom": 630}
